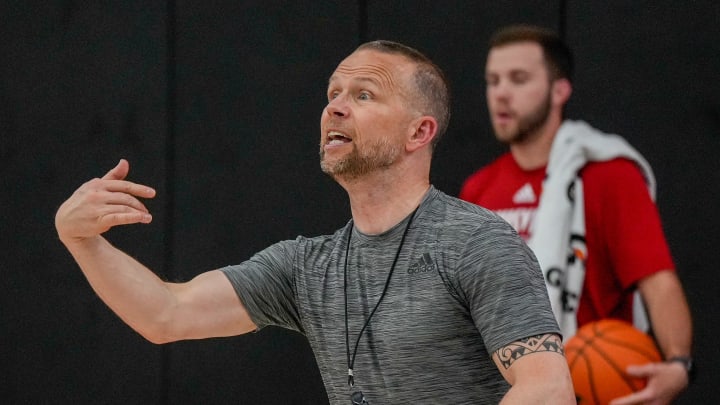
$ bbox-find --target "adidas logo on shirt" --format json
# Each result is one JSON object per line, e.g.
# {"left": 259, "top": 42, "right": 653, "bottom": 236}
{"left": 407, "top": 253, "right": 435, "bottom": 275}
{"left": 512, "top": 183, "right": 537, "bottom": 204}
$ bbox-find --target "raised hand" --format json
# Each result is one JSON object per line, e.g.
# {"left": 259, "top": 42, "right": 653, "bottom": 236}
{"left": 55, "top": 159, "right": 156, "bottom": 244}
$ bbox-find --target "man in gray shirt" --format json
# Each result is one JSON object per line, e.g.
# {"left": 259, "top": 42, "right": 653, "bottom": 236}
{"left": 55, "top": 40, "right": 575, "bottom": 404}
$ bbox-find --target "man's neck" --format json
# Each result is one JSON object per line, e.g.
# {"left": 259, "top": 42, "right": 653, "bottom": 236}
{"left": 340, "top": 172, "right": 430, "bottom": 235}
{"left": 510, "top": 118, "right": 563, "bottom": 170}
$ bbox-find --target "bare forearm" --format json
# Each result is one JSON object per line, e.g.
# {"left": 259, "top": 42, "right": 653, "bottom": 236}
{"left": 651, "top": 300, "right": 692, "bottom": 359}
{"left": 640, "top": 270, "right": 693, "bottom": 358}
{"left": 63, "top": 235, "right": 176, "bottom": 343}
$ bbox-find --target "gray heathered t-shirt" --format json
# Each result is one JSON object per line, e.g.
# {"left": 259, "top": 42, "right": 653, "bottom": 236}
{"left": 222, "top": 187, "right": 559, "bottom": 404}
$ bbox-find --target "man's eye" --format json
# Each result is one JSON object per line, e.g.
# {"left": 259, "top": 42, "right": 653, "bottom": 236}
{"left": 328, "top": 91, "right": 339, "bottom": 100}
{"left": 358, "top": 92, "right": 371, "bottom": 100}
{"left": 510, "top": 74, "right": 529, "bottom": 85}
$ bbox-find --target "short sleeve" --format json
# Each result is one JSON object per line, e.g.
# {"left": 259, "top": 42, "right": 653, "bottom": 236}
{"left": 220, "top": 240, "right": 303, "bottom": 332}
{"left": 453, "top": 219, "right": 560, "bottom": 353}
{"left": 582, "top": 159, "right": 675, "bottom": 289}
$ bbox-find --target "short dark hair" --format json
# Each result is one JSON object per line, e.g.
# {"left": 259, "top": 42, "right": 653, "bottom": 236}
{"left": 356, "top": 40, "right": 451, "bottom": 147}
{"left": 489, "top": 25, "right": 574, "bottom": 83}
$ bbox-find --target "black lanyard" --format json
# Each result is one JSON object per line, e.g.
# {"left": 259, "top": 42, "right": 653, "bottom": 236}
{"left": 343, "top": 207, "right": 418, "bottom": 403}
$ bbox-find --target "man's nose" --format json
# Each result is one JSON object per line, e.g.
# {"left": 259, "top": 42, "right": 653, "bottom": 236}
{"left": 326, "top": 96, "right": 349, "bottom": 117}
{"left": 490, "top": 80, "right": 511, "bottom": 100}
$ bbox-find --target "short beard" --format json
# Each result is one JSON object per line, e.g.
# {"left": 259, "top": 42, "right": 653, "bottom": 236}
{"left": 320, "top": 138, "right": 400, "bottom": 180}
{"left": 501, "top": 91, "right": 552, "bottom": 145}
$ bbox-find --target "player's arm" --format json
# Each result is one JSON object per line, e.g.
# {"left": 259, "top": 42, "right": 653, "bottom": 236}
{"left": 638, "top": 270, "right": 692, "bottom": 361}
{"left": 585, "top": 160, "right": 692, "bottom": 404}
{"left": 594, "top": 161, "right": 692, "bottom": 362}
{"left": 55, "top": 159, "right": 257, "bottom": 343}
{"left": 494, "top": 333, "right": 576, "bottom": 404}
{"left": 607, "top": 270, "right": 692, "bottom": 405}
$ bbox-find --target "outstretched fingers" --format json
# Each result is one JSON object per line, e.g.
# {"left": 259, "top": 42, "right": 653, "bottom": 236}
{"left": 87, "top": 178, "right": 156, "bottom": 229}
{"left": 56, "top": 159, "right": 158, "bottom": 242}
{"left": 104, "top": 179, "right": 157, "bottom": 202}
{"left": 97, "top": 159, "right": 156, "bottom": 205}
{"left": 100, "top": 159, "right": 156, "bottom": 197}
{"left": 97, "top": 204, "right": 153, "bottom": 228}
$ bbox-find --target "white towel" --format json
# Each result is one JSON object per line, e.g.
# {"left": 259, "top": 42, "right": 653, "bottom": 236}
{"left": 527, "top": 120, "right": 655, "bottom": 338}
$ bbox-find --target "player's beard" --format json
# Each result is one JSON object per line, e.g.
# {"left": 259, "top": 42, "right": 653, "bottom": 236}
{"left": 497, "top": 91, "right": 552, "bottom": 145}
{"left": 320, "top": 138, "right": 400, "bottom": 180}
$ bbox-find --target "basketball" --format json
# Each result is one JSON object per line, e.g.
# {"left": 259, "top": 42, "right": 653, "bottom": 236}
{"left": 565, "top": 319, "right": 661, "bottom": 405}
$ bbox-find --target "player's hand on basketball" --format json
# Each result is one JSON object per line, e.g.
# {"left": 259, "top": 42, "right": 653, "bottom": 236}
{"left": 609, "top": 361, "right": 689, "bottom": 405}
{"left": 55, "top": 159, "right": 156, "bottom": 244}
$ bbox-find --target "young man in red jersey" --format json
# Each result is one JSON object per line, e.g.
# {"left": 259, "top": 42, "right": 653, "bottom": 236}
{"left": 460, "top": 25, "right": 693, "bottom": 405}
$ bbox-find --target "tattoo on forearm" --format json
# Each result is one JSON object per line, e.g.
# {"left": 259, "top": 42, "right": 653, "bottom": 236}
{"left": 495, "top": 334, "right": 564, "bottom": 369}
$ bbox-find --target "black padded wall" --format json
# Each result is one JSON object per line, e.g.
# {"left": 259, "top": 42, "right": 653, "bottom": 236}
{"left": 2, "top": 1, "right": 718, "bottom": 403}
{"left": 0, "top": 2, "right": 168, "bottom": 403}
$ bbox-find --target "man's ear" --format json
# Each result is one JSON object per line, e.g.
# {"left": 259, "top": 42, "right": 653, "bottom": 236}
{"left": 552, "top": 78, "right": 573, "bottom": 107}
{"left": 406, "top": 116, "right": 438, "bottom": 152}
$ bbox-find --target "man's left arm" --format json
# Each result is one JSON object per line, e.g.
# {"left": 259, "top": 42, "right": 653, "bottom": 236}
{"left": 641, "top": 269, "right": 693, "bottom": 361}
{"left": 591, "top": 160, "right": 693, "bottom": 404}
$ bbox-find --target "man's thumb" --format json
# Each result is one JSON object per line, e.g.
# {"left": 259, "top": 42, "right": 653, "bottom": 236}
{"left": 101, "top": 159, "right": 129, "bottom": 180}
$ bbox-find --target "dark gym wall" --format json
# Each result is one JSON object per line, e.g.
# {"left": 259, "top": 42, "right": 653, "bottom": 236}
{"left": 1, "top": 2, "right": 168, "bottom": 403}
{"left": 1, "top": 1, "right": 718, "bottom": 404}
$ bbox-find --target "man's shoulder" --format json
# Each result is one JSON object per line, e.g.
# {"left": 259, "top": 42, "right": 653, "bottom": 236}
{"left": 580, "top": 158, "right": 648, "bottom": 185}
{"left": 426, "top": 188, "right": 518, "bottom": 236}
{"left": 281, "top": 223, "right": 351, "bottom": 252}
{"left": 431, "top": 187, "right": 497, "bottom": 217}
